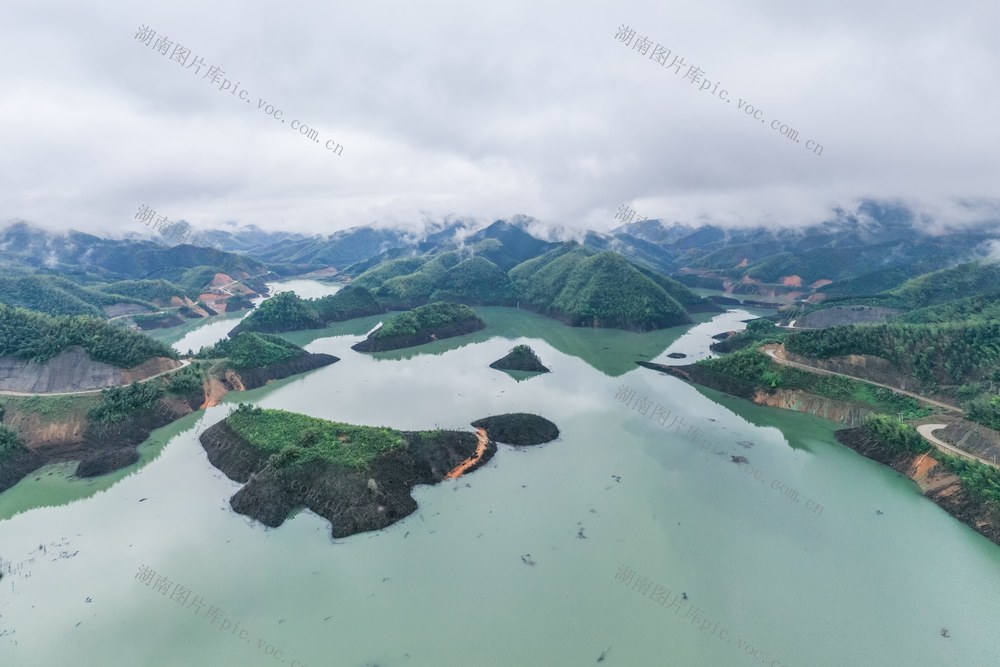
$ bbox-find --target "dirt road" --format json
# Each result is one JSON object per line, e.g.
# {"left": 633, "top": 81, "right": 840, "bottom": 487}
{"left": 762, "top": 345, "right": 962, "bottom": 413}
{"left": 0, "top": 359, "right": 192, "bottom": 397}
{"left": 917, "top": 424, "right": 1000, "bottom": 469}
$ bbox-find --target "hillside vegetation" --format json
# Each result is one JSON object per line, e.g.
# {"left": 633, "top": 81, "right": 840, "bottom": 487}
{"left": 785, "top": 321, "right": 1000, "bottom": 393}
{"left": 0, "top": 303, "right": 176, "bottom": 367}
{"left": 860, "top": 416, "right": 1000, "bottom": 509}
{"left": 232, "top": 286, "right": 382, "bottom": 334}
{"left": 696, "top": 349, "right": 932, "bottom": 419}
{"left": 233, "top": 291, "right": 324, "bottom": 332}
{"left": 0, "top": 424, "right": 24, "bottom": 462}
{"left": 0, "top": 269, "right": 158, "bottom": 317}
{"left": 510, "top": 246, "right": 691, "bottom": 331}
{"left": 375, "top": 302, "right": 482, "bottom": 338}
{"left": 196, "top": 332, "right": 305, "bottom": 370}
{"left": 429, "top": 256, "right": 518, "bottom": 305}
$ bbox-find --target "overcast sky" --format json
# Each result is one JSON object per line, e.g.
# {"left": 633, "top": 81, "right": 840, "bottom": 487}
{"left": 2, "top": 0, "right": 999, "bottom": 237}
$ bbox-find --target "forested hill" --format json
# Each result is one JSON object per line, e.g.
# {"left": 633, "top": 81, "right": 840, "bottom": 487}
{"left": 232, "top": 287, "right": 384, "bottom": 335}
{"left": 784, "top": 320, "right": 1000, "bottom": 395}
{"left": 0, "top": 303, "right": 176, "bottom": 367}
{"left": 195, "top": 332, "right": 307, "bottom": 370}
{"left": 235, "top": 243, "right": 710, "bottom": 335}
{"left": 509, "top": 245, "right": 695, "bottom": 330}
{"left": 784, "top": 260, "right": 1000, "bottom": 327}
{"left": 887, "top": 261, "right": 1000, "bottom": 309}
{"left": 0, "top": 222, "right": 269, "bottom": 282}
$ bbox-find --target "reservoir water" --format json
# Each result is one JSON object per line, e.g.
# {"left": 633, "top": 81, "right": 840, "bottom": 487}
{"left": 1, "top": 291, "right": 999, "bottom": 666}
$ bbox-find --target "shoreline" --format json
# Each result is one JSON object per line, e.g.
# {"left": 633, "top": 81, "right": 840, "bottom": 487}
{"left": 639, "top": 361, "right": 1000, "bottom": 547}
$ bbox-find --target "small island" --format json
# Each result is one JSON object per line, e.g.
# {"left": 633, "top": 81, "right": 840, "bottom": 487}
{"left": 470, "top": 413, "right": 559, "bottom": 446}
{"left": 351, "top": 302, "right": 486, "bottom": 353}
{"left": 199, "top": 406, "right": 559, "bottom": 537}
{"left": 489, "top": 344, "right": 550, "bottom": 373}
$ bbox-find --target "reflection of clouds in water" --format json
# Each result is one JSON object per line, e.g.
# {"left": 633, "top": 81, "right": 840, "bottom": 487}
{"left": 655, "top": 309, "right": 759, "bottom": 364}
{"left": 264, "top": 332, "right": 610, "bottom": 433}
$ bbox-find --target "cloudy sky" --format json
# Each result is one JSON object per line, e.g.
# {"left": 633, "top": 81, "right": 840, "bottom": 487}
{"left": 2, "top": 0, "right": 999, "bottom": 237}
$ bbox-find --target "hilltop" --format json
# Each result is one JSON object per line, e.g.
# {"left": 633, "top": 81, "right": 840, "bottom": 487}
{"left": 351, "top": 302, "right": 486, "bottom": 352}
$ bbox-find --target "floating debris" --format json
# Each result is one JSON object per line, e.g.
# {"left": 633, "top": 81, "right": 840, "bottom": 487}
{"left": 731, "top": 455, "right": 749, "bottom": 464}
{"left": 521, "top": 554, "right": 536, "bottom": 566}
{"left": 597, "top": 646, "right": 611, "bottom": 662}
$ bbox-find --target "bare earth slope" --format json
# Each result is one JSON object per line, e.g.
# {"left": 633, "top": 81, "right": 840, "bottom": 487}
{"left": 0, "top": 347, "right": 181, "bottom": 394}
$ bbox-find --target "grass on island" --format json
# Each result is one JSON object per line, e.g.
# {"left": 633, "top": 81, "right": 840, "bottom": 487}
{"left": 226, "top": 404, "right": 407, "bottom": 470}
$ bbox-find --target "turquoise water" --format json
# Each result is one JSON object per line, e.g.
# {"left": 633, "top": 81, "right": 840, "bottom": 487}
{"left": 1, "top": 303, "right": 998, "bottom": 666}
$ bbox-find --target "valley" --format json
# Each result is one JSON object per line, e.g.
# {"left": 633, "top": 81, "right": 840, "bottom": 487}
{"left": 2, "top": 215, "right": 1000, "bottom": 666}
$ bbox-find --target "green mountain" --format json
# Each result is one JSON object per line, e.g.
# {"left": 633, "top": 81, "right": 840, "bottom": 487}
{"left": 889, "top": 261, "right": 1000, "bottom": 310}
{"left": 509, "top": 245, "right": 693, "bottom": 331}
{"left": 794, "top": 261, "right": 1000, "bottom": 325}
{"left": 428, "top": 257, "right": 518, "bottom": 305}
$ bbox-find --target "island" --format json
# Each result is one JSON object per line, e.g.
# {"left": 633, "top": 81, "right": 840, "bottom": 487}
{"left": 470, "top": 413, "right": 559, "bottom": 446}
{"left": 230, "top": 286, "right": 384, "bottom": 336}
{"left": 194, "top": 331, "right": 338, "bottom": 392}
{"left": 199, "top": 406, "right": 559, "bottom": 537}
{"left": 351, "top": 302, "right": 486, "bottom": 353}
{"left": 489, "top": 345, "right": 549, "bottom": 373}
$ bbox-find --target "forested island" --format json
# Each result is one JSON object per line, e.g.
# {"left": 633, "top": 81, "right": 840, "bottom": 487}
{"left": 230, "top": 286, "right": 383, "bottom": 335}
{"left": 200, "top": 406, "right": 559, "bottom": 537}
{"left": 489, "top": 345, "right": 549, "bottom": 373}
{"left": 351, "top": 302, "right": 486, "bottom": 352}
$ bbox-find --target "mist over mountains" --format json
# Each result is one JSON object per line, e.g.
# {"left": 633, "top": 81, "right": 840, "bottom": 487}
{"left": 4, "top": 198, "right": 998, "bottom": 299}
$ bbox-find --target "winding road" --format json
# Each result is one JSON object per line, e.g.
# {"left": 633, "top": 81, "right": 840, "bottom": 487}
{"left": 761, "top": 345, "right": 1000, "bottom": 468}
{"left": 917, "top": 424, "right": 1000, "bottom": 469}
{"left": 0, "top": 359, "right": 193, "bottom": 397}
{"left": 762, "top": 345, "right": 962, "bottom": 413}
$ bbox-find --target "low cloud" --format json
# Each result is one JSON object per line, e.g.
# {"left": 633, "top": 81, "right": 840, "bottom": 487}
{"left": 1, "top": 1, "right": 998, "bottom": 237}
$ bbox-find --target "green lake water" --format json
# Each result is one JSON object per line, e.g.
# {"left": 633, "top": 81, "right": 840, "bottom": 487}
{"left": 1, "top": 299, "right": 998, "bottom": 666}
